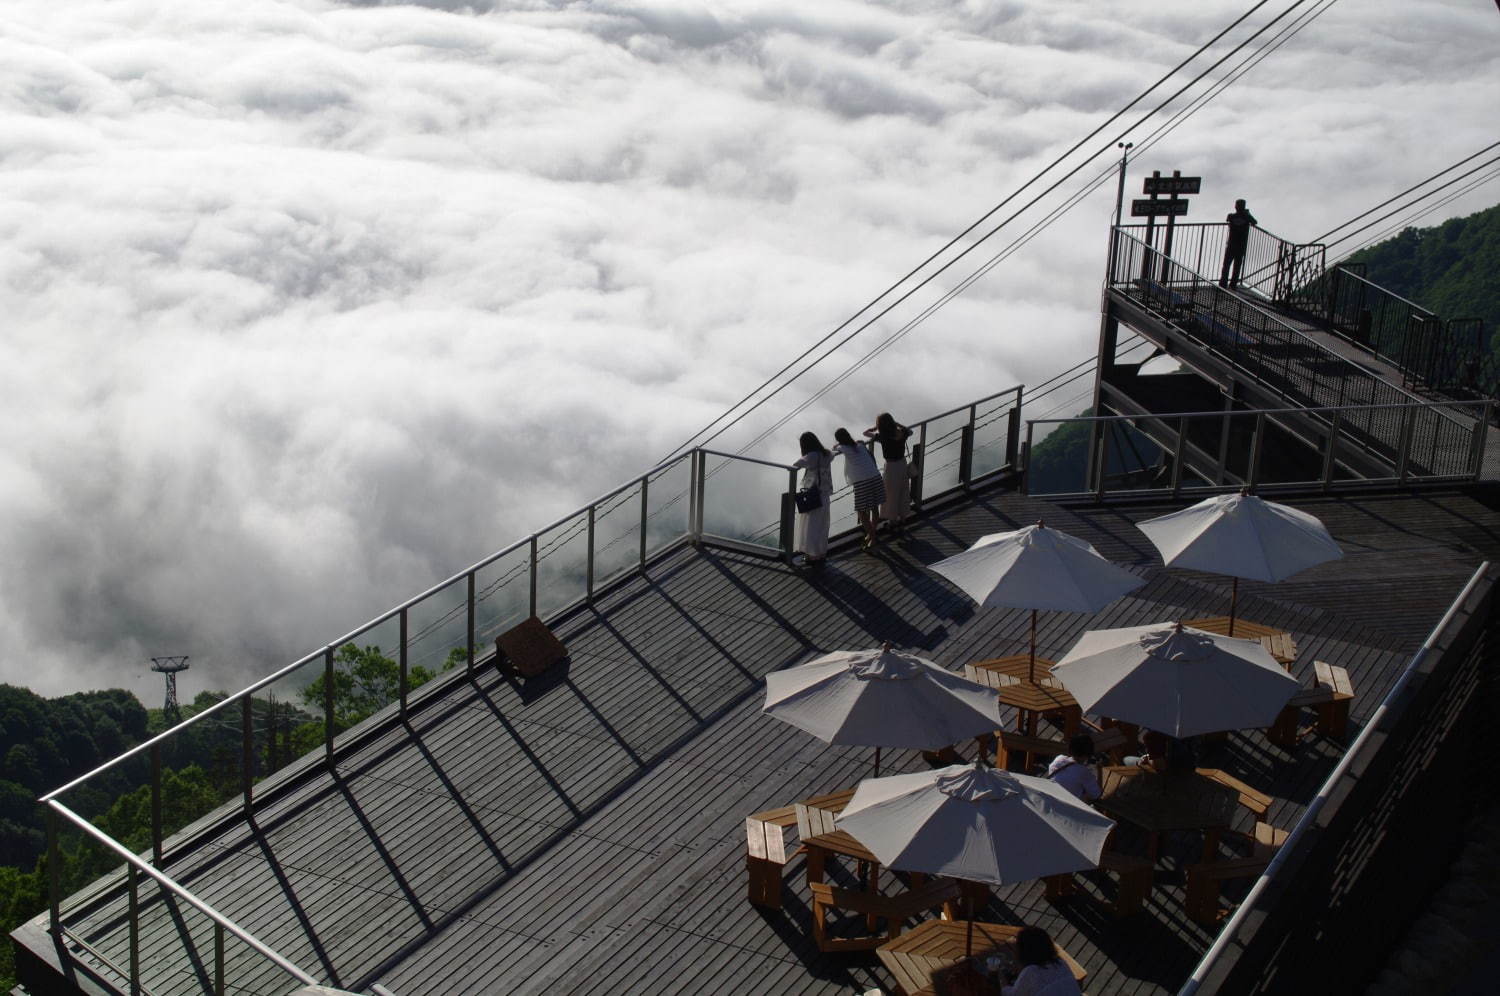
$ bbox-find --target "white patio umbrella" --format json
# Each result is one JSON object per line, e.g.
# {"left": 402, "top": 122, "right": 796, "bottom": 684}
{"left": 1051, "top": 621, "right": 1301, "bottom": 738}
{"left": 1137, "top": 493, "right": 1342, "bottom": 634}
{"left": 929, "top": 521, "right": 1146, "bottom": 680}
{"left": 763, "top": 645, "right": 1004, "bottom": 774}
{"left": 836, "top": 763, "right": 1115, "bottom": 952}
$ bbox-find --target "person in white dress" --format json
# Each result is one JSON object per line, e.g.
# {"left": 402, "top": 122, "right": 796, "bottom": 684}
{"left": 793, "top": 432, "right": 833, "bottom": 566}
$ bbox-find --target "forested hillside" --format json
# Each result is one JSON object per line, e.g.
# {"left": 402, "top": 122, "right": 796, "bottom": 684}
{"left": 1342, "top": 201, "right": 1500, "bottom": 336}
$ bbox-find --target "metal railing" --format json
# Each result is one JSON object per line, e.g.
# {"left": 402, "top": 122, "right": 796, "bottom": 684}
{"left": 1288, "top": 264, "right": 1496, "bottom": 400}
{"left": 1023, "top": 398, "right": 1491, "bottom": 500}
{"left": 36, "top": 384, "right": 1028, "bottom": 994}
{"left": 1113, "top": 222, "right": 1325, "bottom": 304}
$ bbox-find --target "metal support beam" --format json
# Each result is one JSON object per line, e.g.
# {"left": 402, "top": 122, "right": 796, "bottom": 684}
{"left": 398, "top": 607, "right": 409, "bottom": 714}
{"left": 323, "top": 647, "right": 335, "bottom": 765}
{"left": 241, "top": 696, "right": 253, "bottom": 811}
{"left": 466, "top": 572, "right": 476, "bottom": 674}
{"left": 150, "top": 745, "right": 163, "bottom": 865}
{"left": 585, "top": 506, "right": 596, "bottom": 603}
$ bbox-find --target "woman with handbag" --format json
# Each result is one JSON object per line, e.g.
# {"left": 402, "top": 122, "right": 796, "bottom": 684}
{"left": 833, "top": 428, "right": 883, "bottom": 550}
{"left": 793, "top": 432, "right": 833, "bottom": 567}
{"left": 864, "top": 412, "right": 913, "bottom": 535}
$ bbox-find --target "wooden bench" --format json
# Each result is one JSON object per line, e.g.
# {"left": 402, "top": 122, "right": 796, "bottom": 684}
{"left": 1099, "top": 850, "right": 1155, "bottom": 917}
{"left": 745, "top": 806, "right": 800, "bottom": 908}
{"left": 809, "top": 878, "right": 961, "bottom": 952}
{"left": 1184, "top": 821, "right": 1289, "bottom": 924}
{"left": 1265, "top": 661, "right": 1354, "bottom": 747}
{"left": 1199, "top": 768, "right": 1272, "bottom": 821}
{"left": 1313, "top": 661, "right": 1354, "bottom": 740}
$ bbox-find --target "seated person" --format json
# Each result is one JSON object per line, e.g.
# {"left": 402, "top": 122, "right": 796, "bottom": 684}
{"left": 1002, "top": 926, "right": 1081, "bottom": 996}
{"left": 1125, "top": 730, "right": 1197, "bottom": 773}
{"left": 1046, "top": 734, "right": 1102, "bottom": 802}
{"left": 1163, "top": 735, "right": 1198, "bottom": 775}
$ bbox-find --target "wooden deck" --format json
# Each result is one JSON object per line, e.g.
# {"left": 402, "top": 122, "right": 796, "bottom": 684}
{"left": 44, "top": 483, "right": 1500, "bottom": 995}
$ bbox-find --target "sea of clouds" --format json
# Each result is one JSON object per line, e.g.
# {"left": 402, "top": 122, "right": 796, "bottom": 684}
{"left": 1, "top": 0, "right": 1496, "bottom": 699}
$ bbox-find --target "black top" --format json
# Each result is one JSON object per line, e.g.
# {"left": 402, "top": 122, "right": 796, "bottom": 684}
{"left": 875, "top": 427, "right": 911, "bottom": 462}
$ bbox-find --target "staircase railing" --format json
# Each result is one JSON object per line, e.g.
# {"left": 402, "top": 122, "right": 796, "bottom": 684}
{"left": 1288, "top": 264, "right": 1495, "bottom": 400}
{"left": 1113, "top": 222, "right": 1325, "bottom": 303}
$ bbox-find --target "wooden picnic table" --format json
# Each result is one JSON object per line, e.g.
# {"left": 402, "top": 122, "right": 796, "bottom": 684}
{"left": 1183, "top": 616, "right": 1298, "bottom": 666}
{"left": 1097, "top": 765, "right": 1240, "bottom": 862}
{"left": 878, "top": 919, "right": 1086, "bottom": 996}
{"left": 964, "top": 655, "right": 1081, "bottom": 739}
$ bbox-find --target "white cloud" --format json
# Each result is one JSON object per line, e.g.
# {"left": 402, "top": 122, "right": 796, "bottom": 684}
{"left": 0, "top": 0, "right": 1496, "bottom": 699}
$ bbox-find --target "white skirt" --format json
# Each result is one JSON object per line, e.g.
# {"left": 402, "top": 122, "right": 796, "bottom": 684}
{"left": 881, "top": 460, "right": 911, "bottom": 521}
{"left": 797, "top": 497, "right": 831, "bottom": 557}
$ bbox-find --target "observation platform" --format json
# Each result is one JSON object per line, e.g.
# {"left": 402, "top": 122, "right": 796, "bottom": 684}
{"left": 19, "top": 476, "right": 1500, "bottom": 995}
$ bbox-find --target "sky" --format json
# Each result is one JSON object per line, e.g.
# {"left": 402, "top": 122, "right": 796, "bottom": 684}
{"left": 1, "top": 0, "right": 1497, "bottom": 701}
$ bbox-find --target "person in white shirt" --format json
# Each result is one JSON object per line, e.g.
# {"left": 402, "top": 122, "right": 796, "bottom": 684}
{"left": 832, "top": 427, "right": 883, "bottom": 550}
{"left": 1002, "top": 926, "right": 1081, "bottom": 996}
{"left": 1046, "top": 734, "right": 1102, "bottom": 802}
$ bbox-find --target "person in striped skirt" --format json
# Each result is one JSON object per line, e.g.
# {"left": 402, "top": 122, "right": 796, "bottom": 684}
{"left": 833, "top": 427, "right": 883, "bottom": 550}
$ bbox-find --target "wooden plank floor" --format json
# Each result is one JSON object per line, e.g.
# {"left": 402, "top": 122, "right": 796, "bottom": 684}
{"left": 52, "top": 483, "right": 1500, "bottom": 995}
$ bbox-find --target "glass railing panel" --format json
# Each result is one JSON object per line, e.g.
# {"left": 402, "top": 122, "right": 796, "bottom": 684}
{"left": 918, "top": 409, "right": 970, "bottom": 498}
{"left": 699, "top": 454, "right": 787, "bottom": 551}
{"left": 825, "top": 479, "right": 859, "bottom": 542}
{"left": 591, "top": 480, "right": 644, "bottom": 591}
{"left": 970, "top": 393, "right": 1020, "bottom": 480}
{"left": 644, "top": 455, "right": 692, "bottom": 557}
{"left": 1025, "top": 420, "right": 1091, "bottom": 496}
{"left": 1096, "top": 419, "right": 1170, "bottom": 497}
{"left": 404, "top": 576, "right": 470, "bottom": 698}
{"left": 1408, "top": 404, "right": 1481, "bottom": 479}
{"left": 534, "top": 509, "right": 590, "bottom": 619}
{"left": 473, "top": 544, "right": 531, "bottom": 652}
{"left": 257, "top": 659, "right": 324, "bottom": 784}
{"left": 330, "top": 615, "right": 404, "bottom": 751}
{"left": 1251, "top": 415, "right": 1324, "bottom": 489}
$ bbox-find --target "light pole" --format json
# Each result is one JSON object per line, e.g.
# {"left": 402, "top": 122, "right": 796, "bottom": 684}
{"left": 1112, "top": 141, "right": 1133, "bottom": 229}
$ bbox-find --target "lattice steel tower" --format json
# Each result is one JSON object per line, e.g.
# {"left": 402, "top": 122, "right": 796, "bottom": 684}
{"left": 150, "top": 656, "right": 190, "bottom": 723}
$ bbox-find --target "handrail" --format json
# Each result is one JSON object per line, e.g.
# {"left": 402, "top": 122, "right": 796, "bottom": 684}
{"left": 48, "top": 799, "right": 320, "bottom": 988}
{"left": 1029, "top": 397, "right": 1474, "bottom": 423}
{"left": 1178, "top": 561, "right": 1493, "bottom": 996}
{"left": 697, "top": 448, "right": 795, "bottom": 472}
{"left": 1327, "top": 265, "right": 1435, "bottom": 316}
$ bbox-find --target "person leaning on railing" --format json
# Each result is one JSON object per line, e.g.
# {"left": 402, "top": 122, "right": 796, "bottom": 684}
{"left": 864, "top": 412, "right": 913, "bottom": 536}
{"left": 793, "top": 431, "right": 833, "bottom": 568}
{"left": 1219, "top": 199, "right": 1258, "bottom": 289}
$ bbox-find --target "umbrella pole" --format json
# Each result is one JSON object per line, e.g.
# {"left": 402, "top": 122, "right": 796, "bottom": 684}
{"left": 874, "top": 746, "right": 880, "bottom": 777}
{"left": 965, "top": 892, "right": 975, "bottom": 956}
{"left": 1229, "top": 577, "right": 1238, "bottom": 637}
{"left": 1028, "top": 609, "right": 1037, "bottom": 682}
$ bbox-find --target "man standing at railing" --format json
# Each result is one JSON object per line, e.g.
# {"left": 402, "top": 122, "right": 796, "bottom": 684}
{"left": 1219, "top": 198, "right": 1258, "bottom": 288}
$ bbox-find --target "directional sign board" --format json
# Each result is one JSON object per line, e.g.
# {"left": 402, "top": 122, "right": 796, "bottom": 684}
{"left": 1132, "top": 198, "right": 1189, "bottom": 217}
{"left": 1143, "top": 175, "right": 1202, "bottom": 195}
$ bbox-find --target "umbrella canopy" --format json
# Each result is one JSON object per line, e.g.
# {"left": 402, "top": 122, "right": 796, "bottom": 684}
{"left": 1051, "top": 622, "right": 1301, "bottom": 738}
{"left": 930, "top": 522, "right": 1145, "bottom": 612}
{"left": 834, "top": 763, "right": 1115, "bottom": 887}
{"left": 929, "top": 521, "right": 1145, "bottom": 679}
{"left": 763, "top": 646, "right": 1003, "bottom": 751}
{"left": 1137, "top": 493, "right": 1342, "bottom": 583}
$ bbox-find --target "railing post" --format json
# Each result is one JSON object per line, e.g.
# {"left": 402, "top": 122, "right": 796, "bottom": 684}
{"left": 1468, "top": 401, "right": 1491, "bottom": 480}
{"left": 1005, "top": 389, "right": 1023, "bottom": 468}
{"left": 240, "top": 696, "right": 253, "bottom": 812}
{"left": 692, "top": 450, "right": 706, "bottom": 542}
{"left": 466, "top": 571, "right": 476, "bottom": 674}
{"left": 1093, "top": 422, "right": 1108, "bottom": 501}
{"left": 1021, "top": 422, "right": 1034, "bottom": 495}
{"left": 1322, "top": 411, "right": 1342, "bottom": 490}
{"left": 323, "top": 647, "right": 335, "bottom": 765}
{"left": 214, "top": 921, "right": 226, "bottom": 996}
{"left": 128, "top": 864, "right": 140, "bottom": 995}
{"left": 913, "top": 425, "right": 928, "bottom": 508}
{"left": 1395, "top": 404, "right": 1418, "bottom": 481}
{"left": 639, "top": 474, "right": 649, "bottom": 568}
{"left": 150, "top": 744, "right": 163, "bottom": 865}
{"left": 585, "top": 506, "right": 596, "bottom": 603}
{"left": 779, "top": 483, "right": 796, "bottom": 563}
{"left": 958, "top": 424, "right": 975, "bottom": 487}
{"left": 528, "top": 535, "right": 538, "bottom": 618}
{"left": 1171, "top": 417, "right": 1187, "bottom": 495}
{"left": 398, "top": 607, "right": 408, "bottom": 714}
{"left": 46, "top": 807, "right": 60, "bottom": 933}
{"left": 1248, "top": 413, "right": 1266, "bottom": 488}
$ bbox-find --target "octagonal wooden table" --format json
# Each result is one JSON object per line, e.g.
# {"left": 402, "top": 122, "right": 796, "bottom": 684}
{"left": 1182, "top": 615, "right": 1298, "bottom": 666}
{"left": 1097, "top": 765, "right": 1240, "bottom": 862}
{"left": 878, "top": 919, "right": 1086, "bottom": 996}
{"left": 964, "top": 654, "right": 1081, "bottom": 740}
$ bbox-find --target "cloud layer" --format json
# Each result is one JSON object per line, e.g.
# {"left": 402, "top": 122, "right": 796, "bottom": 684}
{"left": 1, "top": 0, "right": 1496, "bottom": 698}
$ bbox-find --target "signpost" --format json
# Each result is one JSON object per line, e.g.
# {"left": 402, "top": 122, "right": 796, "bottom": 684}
{"left": 1136, "top": 169, "right": 1201, "bottom": 282}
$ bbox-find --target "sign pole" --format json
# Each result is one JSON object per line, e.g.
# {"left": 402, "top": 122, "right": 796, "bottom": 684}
{"left": 1161, "top": 169, "right": 1182, "bottom": 283}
